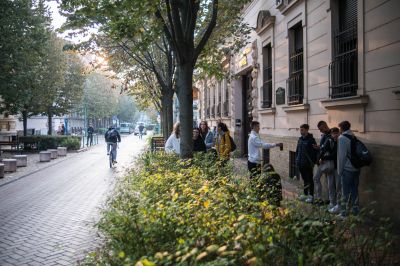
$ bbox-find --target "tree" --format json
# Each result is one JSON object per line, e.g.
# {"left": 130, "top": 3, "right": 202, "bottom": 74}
{"left": 0, "top": 0, "right": 52, "bottom": 135}
{"left": 60, "top": 0, "right": 250, "bottom": 157}
{"left": 117, "top": 93, "right": 139, "bottom": 123}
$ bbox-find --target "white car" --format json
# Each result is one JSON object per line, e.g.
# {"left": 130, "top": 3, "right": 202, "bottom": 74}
{"left": 134, "top": 123, "right": 147, "bottom": 135}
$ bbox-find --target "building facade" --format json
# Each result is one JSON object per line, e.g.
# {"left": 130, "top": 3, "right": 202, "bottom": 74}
{"left": 198, "top": 0, "right": 400, "bottom": 223}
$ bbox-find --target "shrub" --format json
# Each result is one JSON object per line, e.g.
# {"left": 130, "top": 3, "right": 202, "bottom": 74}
{"left": 83, "top": 152, "right": 397, "bottom": 266}
{"left": 19, "top": 135, "right": 82, "bottom": 150}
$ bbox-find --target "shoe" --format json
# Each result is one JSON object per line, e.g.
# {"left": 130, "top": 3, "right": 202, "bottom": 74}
{"left": 107, "top": 153, "right": 109, "bottom": 155}
{"left": 336, "top": 213, "right": 347, "bottom": 221}
{"left": 305, "top": 196, "right": 314, "bottom": 203}
{"left": 113, "top": 160, "right": 118, "bottom": 164}
{"left": 298, "top": 195, "right": 308, "bottom": 202}
{"left": 329, "top": 205, "right": 340, "bottom": 214}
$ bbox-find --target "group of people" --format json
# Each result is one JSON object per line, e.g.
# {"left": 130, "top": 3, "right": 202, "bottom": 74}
{"left": 165, "top": 119, "right": 364, "bottom": 218}
{"left": 164, "top": 121, "right": 234, "bottom": 162}
{"left": 295, "top": 120, "right": 362, "bottom": 218}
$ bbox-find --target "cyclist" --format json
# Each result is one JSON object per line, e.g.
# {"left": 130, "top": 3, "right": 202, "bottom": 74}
{"left": 138, "top": 123, "right": 145, "bottom": 139}
{"left": 105, "top": 125, "right": 121, "bottom": 163}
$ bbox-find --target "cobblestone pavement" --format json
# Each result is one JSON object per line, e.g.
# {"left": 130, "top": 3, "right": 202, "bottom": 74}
{"left": 0, "top": 133, "right": 147, "bottom": 266}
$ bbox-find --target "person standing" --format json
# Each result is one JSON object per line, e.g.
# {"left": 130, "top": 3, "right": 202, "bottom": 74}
{"left": 215, "top": 122, "right": 232, "bottom": 162}
{"left": 199, "top": 121, "right": 214, "bottom": 150}
{"left": 338, "top": 121, "right": 360, "bottom": 217}
{"left": 138, "top": 123, "right": 145, "bottom": 139}
{"left": 193, "top": 128, "right": 206, "bottom": 153}
{"left": 328, "top": 127, "right": 341, "bottom": 213}
{"left": 247, "top": 121, "right": 282, "bottom": 179}
{"left": 60, "top": 124, "right": 65, "bottom": 135}
{"left": 86, "top": 124, "right": 94, "bottom": 146}
{"left": 313, "top": 121, "right": 335, "bottom": 205}
{"left": 165, "top": 122, "right": 180, "bottom": 155}
{"left": 296, "top": 124, "right": 318, "bottom": 203}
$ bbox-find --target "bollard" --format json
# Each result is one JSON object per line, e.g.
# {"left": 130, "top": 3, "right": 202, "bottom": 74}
{"left": 39, "top": 151, "right": 51, "bottom": 162}
{"left": 13, "top": 155, "right": 28, "bottom": 167}
{"left": 3, "top": 159, "right": 17, "bottom": 172}
{"left": 0, "top": 163, "right": 4, "bottom": 178}
{"left": 57, "top": 147, "right": 67, "bottom": 156}
{"left": 47, "top": 149, "right": 58, "bottom": 159}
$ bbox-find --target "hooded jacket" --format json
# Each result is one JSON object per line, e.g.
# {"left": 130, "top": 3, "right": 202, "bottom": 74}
{"left": 296, "top": 133, "right": 317, "bottom": 168}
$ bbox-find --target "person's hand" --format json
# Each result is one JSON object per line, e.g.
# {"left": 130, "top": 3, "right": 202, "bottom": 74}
{"left": 312, "top": 144, "right": 320, "bottom": 149}
{"left": 319, "top": 159, "right": 323, "bottom": 164}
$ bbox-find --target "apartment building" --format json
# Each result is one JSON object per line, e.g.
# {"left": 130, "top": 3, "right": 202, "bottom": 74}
{"left": 197, "top": 0, "right": 400, "bottom": 223}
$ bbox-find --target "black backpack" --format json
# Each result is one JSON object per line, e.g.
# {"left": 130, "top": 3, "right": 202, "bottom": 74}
{"left": 106, "top": 129, "right": 118, "bottom": 141}
{"left": 229, "top": 136, "right": 237, "bottom": 152}
{"left": 343, "top": 134, "right": 373, "bottom": 168}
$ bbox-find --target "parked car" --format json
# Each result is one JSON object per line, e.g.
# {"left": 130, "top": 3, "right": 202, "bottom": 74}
{"left": 134, "top": 123, "right": 147, "bottom": 135}
{"left": 120, "top": 123, "right": 134, "bottom": 134}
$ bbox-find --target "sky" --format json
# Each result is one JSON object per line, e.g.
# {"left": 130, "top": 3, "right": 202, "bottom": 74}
{"left": 47, "top": 1, "right": 66, "bottom": 31}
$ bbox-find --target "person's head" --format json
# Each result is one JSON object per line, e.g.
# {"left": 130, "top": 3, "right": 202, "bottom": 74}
{"left": 108, "top": 125, "right": 114, "bottom": 130}
{"left": 331, "top": 127, "right": 340, "bottom": 141}
{"left": 300, "top": 124, "right": 310, "bottom": 136}
{"left": 217, "top": 122, "right": 228, "bottom": 134}
{"left": 193, "top": 128, "right": 200, "bottom": 140}
{"left": 338, "top": 121, "right": 351, "bottom": 134}
{"left": 317, "top": 120, "right": 330, "bottom": 133}
{"left": 199, "top": 121, "right": 209, "bottom": 134}
{"left": 173, "top": 122, "right": 180, "bottom": 137}
{"left": 251, "top": 121, "right": 260, "bottom": 133}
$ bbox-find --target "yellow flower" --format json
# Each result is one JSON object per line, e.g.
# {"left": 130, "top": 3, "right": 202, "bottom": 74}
{"left": 203, "top": 200, "right": 210, "bottom": 208}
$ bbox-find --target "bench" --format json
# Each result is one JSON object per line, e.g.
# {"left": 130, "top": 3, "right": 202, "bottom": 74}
{"left": 151, "top": 137, "right": 165, "bottom": 152}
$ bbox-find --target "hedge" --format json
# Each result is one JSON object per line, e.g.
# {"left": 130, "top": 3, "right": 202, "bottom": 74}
{"left": 83, "top": 152, "right": 397, "bottom": 266}
{"left": 19, "top": 135, "right": 81, "bottom": 150}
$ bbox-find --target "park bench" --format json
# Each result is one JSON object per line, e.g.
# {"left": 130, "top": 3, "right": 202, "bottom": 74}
{"left": 150, "top": 136, "right": 165, "bottom": 152}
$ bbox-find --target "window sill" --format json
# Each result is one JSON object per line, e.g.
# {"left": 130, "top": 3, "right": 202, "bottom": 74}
{"left": 280, "top": 0, "right": 300, "bottom": 14}
{"left": 258, "top": 107, "right": 276, "bottom": 114}
{"left": 282, "top": 104, "right": 309, "bottom": 112}
{"left": 321, "top": 95, "right": 369, "bottom": 109}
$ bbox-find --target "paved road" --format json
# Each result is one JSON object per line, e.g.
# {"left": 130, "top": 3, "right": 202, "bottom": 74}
{"left": 0, "top": 133, "right": 146, "bottom": 266}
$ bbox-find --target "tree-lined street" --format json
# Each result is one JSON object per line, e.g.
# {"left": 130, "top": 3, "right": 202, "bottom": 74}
{"left": 0, "top": 134, "right": 146, "bottom": 266}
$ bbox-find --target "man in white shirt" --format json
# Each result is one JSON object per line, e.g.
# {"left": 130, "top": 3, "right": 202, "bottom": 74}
{"left": 248, "top": 121, "right": 282, "bottom": 179}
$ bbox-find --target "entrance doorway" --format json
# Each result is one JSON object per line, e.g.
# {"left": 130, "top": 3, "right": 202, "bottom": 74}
{"left": 241, "top": 72, "right": 253, "bottom": 155}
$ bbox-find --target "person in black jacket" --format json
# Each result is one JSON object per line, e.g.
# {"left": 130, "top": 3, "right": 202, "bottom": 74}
{"left": 193, "top": 128, "right": 206, "bottom": 152}
{"left": 296, "top": 124, "right": 317, "bottom": 203}
{"left": 86, "top": 124, "right": 94, "bottom": 146}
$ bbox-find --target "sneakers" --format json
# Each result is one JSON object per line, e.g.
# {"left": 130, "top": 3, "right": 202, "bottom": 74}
{"left": 107, "top": 152, "right": 109, "bottom": 155}
{"left": 112, "top": 160, "right": 118, "bottom": 164}
{"left": 336, "top": 213, "right": 347, "bottom": 221}
{"left": 305, "top": 196, "right": 314, "bottom": 203}
{"left": 298, "top": 195, "right": 308, "bottom": 202}
{"left": 329, "top": 205, "right": 340, "bottom": 214}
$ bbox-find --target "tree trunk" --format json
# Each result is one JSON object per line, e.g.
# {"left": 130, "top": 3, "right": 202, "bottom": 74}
{"left": 47, "top": 110, "right": 53, "bottom": 135}
{"left": 22, "top": 110, "right": 28, "bottom": 136}
{"left": 161, "top": 92, "right": 174, "bottom": 140}
{"left": 176, "top": 63, "right": 194, "bottom": 158}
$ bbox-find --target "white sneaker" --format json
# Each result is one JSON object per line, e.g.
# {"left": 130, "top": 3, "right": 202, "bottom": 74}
{"left": 329, "top": 205, "right": 340, "bottom": 214}
{"left": 298, "top": 195, "right": 308, "bottom": 202}
{"left": 305, "top": 196, "right": 314, "bottom": 203}
{"left": 336, "top": 213, "right": 347, "bottom": 221}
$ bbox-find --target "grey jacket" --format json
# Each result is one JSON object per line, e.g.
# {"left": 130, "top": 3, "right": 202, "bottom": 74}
{"left": 338, "top": 130, "right": 359, "bottom": 177}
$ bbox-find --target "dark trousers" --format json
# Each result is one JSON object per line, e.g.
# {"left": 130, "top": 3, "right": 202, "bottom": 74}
{"left": 248, "top": 161, "right": 261, "bottom": 179}
{"left": 299, "top": 165, "right": 314, "bottom": 196}
{"left": 86, "top": 134, "right": 93, "bottom": 146}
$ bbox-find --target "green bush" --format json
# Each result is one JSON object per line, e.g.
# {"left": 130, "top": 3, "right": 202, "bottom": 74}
{"left": 83, "top": 152, "right": 396, "bottom": 266}
{"left": 19, "top": 135, "right": 82, "bottom": 150}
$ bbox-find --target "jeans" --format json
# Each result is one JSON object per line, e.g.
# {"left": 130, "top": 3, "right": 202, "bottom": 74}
{"left": 340, "top": 169, "right": 360, "bottom": 216}
{"left": 313, "top": 161, "right": 336, "bottom": 204}
{"left": 107, "top": 142, "right": 117, "bottom": 161}
{"left": 299, "top": 166, "right": 314, "bottom": 196}
{"left": 86, "top": 134, "right": 93, "bottom": 146}
{"left": 248, "top": 161, "right": 261, "bottom": 179}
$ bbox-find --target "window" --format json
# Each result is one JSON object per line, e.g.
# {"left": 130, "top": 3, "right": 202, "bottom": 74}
{"left": 287, "top": 22, "right": 304, "bottom": 105}
{"left": 206, "top": 87, "right": 210, "bottom": 118}
{"left": 223, "top": 79, "right": 229, "bottom": 116}
{"left": 329, "top": 0, "right": 358, "bottom": 98}
{"left": 289, "top": 151, "right": 298, "bottom": 178}
{"left": 217, "top": 82, "right": 222, "bottom": 117}
{"left": 262, "top": 44, "right": 273, "bottom": 108}
{"left": 211, "top": 86, "right": 216, "bottom": 118}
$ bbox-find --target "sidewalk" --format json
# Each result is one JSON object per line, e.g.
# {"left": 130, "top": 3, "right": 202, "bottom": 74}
{"left": 0, "top": 145, "right": 94, "bottom": 187}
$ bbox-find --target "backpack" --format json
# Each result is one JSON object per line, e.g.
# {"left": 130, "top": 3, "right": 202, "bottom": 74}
{"left": 343, "top": 134, "right": 373, "bottom": 168}
{"left": 229, "top": 135, "right": 237, "bottom": 152}
{"left": 106, "top": 129, "right": 118, "bottom": 141}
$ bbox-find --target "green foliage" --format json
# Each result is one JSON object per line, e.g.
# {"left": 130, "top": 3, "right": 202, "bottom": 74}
{"left": 83, "top": 153, "right": 396, "bottom": 266}
{"left": 19, "top": 135, "right": 81, "bottom": 150}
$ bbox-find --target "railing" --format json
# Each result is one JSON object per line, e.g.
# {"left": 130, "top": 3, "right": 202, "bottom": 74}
{"left": 223, "top": 101, "right": 229, "bottom": 116}
{"left": 216, "top": 103, "right": 221, "bottom": 117}
{"left": 329, "top": 25, "right": 358, "bottom": 99}
{"left": 287, "top": 49, "right": 304, "bottom": 105}
{"left": 262, "top": 66, "right": 273, "bottom": 108}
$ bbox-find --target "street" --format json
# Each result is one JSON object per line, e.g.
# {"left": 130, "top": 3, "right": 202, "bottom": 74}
{"left": 0, "top": 133, "right": 147, "bottom": 266}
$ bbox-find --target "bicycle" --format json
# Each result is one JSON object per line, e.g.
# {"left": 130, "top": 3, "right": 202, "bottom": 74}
{"left": 108, "top": 142, "right": 118, "bottom": 168}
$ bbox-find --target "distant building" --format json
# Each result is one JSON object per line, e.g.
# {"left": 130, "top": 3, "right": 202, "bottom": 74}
{"left": 197, "top": 0, "right": 400, "bottom": 223}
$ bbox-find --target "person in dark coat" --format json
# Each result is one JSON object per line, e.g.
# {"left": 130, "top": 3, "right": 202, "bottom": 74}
{"left": 193, "top": 128, "right": 206, "bottom": 152}
{"left": 296, "top": 124, "right": 317, "bottom": 203}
